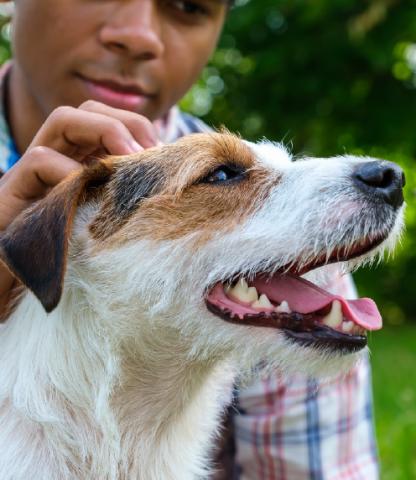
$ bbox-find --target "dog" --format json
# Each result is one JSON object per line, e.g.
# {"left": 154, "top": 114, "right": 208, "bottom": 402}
{"left": 0, "top": 132, "right": 405, "bottom": 479}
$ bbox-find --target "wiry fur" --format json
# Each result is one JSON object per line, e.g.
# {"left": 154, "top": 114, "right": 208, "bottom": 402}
{"left": 0, "top": 133, "right": 404, "bottom": 479}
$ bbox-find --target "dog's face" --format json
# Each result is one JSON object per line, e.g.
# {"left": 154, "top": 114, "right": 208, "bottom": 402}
{"left": 0, "top": 133, "right": 405, "bottom": 376}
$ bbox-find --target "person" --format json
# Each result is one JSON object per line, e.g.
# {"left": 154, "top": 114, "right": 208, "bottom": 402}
{"left": 0, "top": 1, "right": 379, "bottom": 478}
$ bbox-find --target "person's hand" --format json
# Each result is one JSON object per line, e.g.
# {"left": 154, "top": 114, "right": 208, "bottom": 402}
{"left": 0, "top": 100, "right": 158, "bottom": 228}
{"left": 0, "top": 100, "right": 159, "bottom": 316}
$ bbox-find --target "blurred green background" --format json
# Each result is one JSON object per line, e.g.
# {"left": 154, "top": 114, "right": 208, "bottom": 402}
{"left": 1, "top": 0, "right": 415, "bottom": 478}
{"left": 184, "top": 1, "right": 416, "bottom": 477}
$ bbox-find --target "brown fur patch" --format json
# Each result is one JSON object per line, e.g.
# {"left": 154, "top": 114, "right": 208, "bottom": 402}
{"left": 0, "top": 280, "right": 24, "bottom": 323}
{"left": 90, "top": 133, "right": 279, "bottom": 247}
{"left": 0, "top": 161, "right": 113, "bottom": 312}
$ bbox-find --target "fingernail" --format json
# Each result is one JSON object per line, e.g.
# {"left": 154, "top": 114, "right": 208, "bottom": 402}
{"left": 128, "top": 139, "right": 143, "bottom": 152}
{"left": 147, "top": 127, "right": 160, "bottom": 146}
{"left": 145, "top": 134, "right": 160, "bottom": 148}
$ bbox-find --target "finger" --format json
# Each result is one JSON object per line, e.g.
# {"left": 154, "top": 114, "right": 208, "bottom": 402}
{"left": 5, "top": 146, "right": 83, "bottom": 201}
{"left": 0, "top": 147, "right": 84, "bottom": 231}
{"left": 30, "top": 106, "right": 146, "bottom": 159}
{"left": 79, "top": 100, "right": 159, "bottom": 149}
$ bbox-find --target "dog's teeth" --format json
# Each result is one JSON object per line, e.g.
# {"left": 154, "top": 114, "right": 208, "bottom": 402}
{"left": 342, "top": 321, "right": 354, "bottom": 333}
{"left": 252, "top": 294, "right": 273, "bottom": 310}
{"left": 322, "top": 300, "right": 343, "bottom": 328}
{"left": 228, "top": 279, "right": 258, "bottom": 303}
{"left": 240, "top": 278, "right": 249, "bottom": 289}
{"left": 247, "top": 287, "right": 259, "bottom": 302}
{"left": 228, "top": 278, "right": 248, "bottom": 301}
{"left": 275, "top": 301, "right": 291, "bottom": 313}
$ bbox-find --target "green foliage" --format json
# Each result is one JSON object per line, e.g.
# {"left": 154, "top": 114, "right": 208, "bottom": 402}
{"left": 182, "top": 0, "right": 416, "bottom": 323}
{"left": 370, "top": 326, "right": 416, "bottom": 479}
{"left": 0, "top": 16, "right": 11, "bottom": 64}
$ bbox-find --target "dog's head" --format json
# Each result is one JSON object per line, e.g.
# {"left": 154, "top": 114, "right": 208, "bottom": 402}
{"left": 0, "top": 132, "right": 405, "bottom": 376}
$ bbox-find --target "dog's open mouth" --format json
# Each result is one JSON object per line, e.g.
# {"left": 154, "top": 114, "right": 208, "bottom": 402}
{"left": 205, "top": 239, "right": 385, "bottom": 353}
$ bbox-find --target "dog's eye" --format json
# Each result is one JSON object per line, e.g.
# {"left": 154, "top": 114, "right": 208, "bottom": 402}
{"left": 200, "top": 165, "right": 246, "bottom": 185}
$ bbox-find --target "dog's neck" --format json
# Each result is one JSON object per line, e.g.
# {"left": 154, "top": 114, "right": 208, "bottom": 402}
{"left": 0, "top": 290, "right": 236, "bottom": 479}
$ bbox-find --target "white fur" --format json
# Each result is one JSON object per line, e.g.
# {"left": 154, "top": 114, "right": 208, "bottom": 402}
{"left": 0, "top": 141, "right": 404, "bottom": 479}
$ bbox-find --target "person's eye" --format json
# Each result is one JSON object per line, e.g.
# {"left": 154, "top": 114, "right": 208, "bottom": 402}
{"left": 167, "top": 0, "right": 209, "bottom": 16}
{"left": 200, "top": 165, "right": 246, "bottom": 185}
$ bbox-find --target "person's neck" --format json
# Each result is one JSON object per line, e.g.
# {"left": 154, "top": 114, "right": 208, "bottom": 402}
{"left": 7, "top": 63, "right": 47, "bottom": 154}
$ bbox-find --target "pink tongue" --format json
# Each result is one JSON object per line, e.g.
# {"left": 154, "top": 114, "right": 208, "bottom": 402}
{"left": 254, "top": 274, "right": 382, "bottom": 331}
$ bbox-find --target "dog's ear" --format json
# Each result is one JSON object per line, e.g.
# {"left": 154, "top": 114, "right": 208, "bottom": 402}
{"left": 0, "top": 160, "right": 113, "bottom": 313}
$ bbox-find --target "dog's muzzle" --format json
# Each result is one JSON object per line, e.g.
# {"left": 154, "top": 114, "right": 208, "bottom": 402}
{"left": 205, "top": 159, "right": 405, "bottom": 355}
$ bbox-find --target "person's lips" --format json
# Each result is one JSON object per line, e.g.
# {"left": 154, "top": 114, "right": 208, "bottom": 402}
{"left": 76, "top": 74, "right": 156, "bottom": 111}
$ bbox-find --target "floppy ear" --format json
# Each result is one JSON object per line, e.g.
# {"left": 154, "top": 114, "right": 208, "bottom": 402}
{"left": 0, "top": 161, "right": 113, "bottom": 313}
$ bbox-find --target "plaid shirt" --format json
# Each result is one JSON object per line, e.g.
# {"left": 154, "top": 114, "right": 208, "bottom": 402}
{"left": 0, "top": 63, "right": 379, "bottom": 480}
{"left": 232, "top": 280, "right": 379, "bottom": 480}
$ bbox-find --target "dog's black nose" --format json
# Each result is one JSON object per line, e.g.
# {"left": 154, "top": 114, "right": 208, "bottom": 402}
{"left": 353, "top": 161, "right": 405, "bottom": 208}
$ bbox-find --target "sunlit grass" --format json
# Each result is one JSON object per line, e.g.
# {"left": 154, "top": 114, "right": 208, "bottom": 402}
{"left": 369, "top": 325, "right": 416, "bottom": 479}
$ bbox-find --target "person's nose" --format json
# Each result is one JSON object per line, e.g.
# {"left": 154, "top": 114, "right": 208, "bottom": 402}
{"left": 99, "top": 0, "right": 164, "bottom": 60}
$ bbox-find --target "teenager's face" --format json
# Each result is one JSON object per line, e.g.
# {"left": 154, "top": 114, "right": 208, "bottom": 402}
{"left": 11, "top": 0, "right": 227, "bottom": 120}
